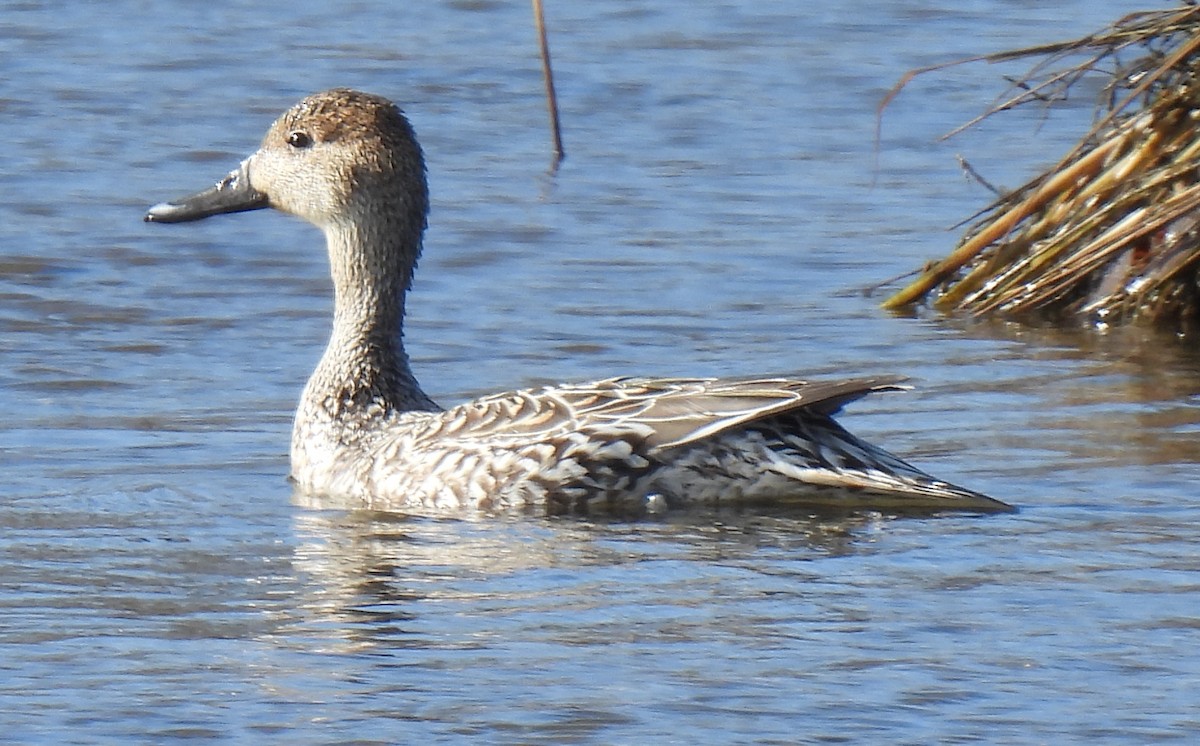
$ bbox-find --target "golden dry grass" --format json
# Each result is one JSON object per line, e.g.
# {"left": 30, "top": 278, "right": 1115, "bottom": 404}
{"left": 882, "top": 6, "right": 1200, "bottom": 332}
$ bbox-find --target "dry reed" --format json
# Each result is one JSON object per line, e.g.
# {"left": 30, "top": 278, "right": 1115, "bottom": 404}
{"left": 881, "top": 6, "right": 1200, "bottom": 332}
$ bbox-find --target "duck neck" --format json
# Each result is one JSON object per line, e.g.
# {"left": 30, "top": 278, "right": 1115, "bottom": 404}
{"left": 303, "top": 218, "right": 439, "bottom": 421}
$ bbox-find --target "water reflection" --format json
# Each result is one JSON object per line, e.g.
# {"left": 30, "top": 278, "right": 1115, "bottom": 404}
{"left": 285, "top": 499, "right": 891, "bottom": 652}
{"left": 948, "top": 321, "right": 1200, "bottom": 470}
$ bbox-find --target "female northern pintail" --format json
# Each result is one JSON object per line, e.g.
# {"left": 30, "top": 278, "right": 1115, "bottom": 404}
{"left": 146, "top": 88, "right": 1013, "bottom": 515}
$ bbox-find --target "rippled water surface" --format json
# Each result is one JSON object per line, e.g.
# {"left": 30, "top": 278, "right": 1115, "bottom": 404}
{"left": 4, "top": 1, "right": 1200, "bottom": 742}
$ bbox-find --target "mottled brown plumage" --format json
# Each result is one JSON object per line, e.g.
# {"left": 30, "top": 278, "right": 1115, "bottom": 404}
{"left": 147, "top": 89, "right": 1014, "bottom": 515}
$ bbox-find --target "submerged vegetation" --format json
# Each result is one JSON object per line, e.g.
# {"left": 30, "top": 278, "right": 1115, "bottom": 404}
{"left": 882, "top": 5, "right": 1200, "bottom": 333}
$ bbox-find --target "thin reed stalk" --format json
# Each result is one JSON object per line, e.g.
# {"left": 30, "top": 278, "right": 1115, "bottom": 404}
{"left": 532, "top": 0, "right": 565, "bottom": 167}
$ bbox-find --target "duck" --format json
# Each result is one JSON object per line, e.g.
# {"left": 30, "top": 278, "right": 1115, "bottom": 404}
{"left": 145, "top": 88, "right": 1013, "bottom": 515}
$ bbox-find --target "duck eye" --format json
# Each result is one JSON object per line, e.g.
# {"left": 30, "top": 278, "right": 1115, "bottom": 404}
{"left": 287, "top": 131, "right": 312, "bottom": 148}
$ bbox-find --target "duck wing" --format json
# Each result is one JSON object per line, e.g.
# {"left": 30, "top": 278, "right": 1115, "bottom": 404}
{"left": 417, "top": 375, "right": 907, "bottom": 450}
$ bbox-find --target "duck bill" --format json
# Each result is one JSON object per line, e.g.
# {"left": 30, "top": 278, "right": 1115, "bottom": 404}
{"left": 144, "top": 159, "right": 268, "bottom": 224}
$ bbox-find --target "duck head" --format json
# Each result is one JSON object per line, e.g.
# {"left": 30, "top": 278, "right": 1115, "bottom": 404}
{"left": 145, "top": 88, "right": 428, "bottom": 236}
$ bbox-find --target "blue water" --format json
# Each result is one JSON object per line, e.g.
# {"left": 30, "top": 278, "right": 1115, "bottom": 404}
{"left": 4, "top": 1, "right": 1200, "bottom": 742}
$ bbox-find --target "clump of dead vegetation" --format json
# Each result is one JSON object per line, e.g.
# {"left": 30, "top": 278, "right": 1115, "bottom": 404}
{"left": 882, "top": 5, "right": 1200, "bottom": 332}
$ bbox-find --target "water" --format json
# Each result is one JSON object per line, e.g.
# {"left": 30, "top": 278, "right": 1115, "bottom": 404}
{"left": 3, "top": 0, "right": 1200, "bottom": 742}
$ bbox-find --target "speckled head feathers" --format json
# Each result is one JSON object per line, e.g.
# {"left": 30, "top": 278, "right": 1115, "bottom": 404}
{"left": 249, "top": 88, "right": 428, "bottom": 232}
{"left": 271, "top": 89, "right": 415, "bottom": 150}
